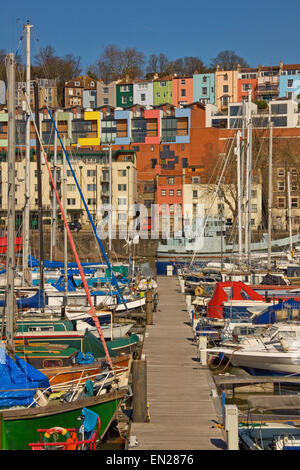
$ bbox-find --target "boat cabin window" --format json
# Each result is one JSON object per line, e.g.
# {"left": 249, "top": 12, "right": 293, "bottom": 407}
{"left": 43, "top": 359, "right": 63, "bottom": 368}
{"left": 223, "top": 287, "right": 232, "bottom": 300}
{"left": 240, "top": 289, "right": 252, "bottom": 300}
{"left": 28, "top": 326, "right": 54, "bottom": 332}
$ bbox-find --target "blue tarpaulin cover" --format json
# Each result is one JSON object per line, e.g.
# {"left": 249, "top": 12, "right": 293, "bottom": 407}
{"left": 252, "top": 298, "right": 300, "bottom": 324}
{"left": 0, "top": 351, "right": 50, "bottom": 408}
{"left": 0, "top": 290, "right": 45, "bottom": 309}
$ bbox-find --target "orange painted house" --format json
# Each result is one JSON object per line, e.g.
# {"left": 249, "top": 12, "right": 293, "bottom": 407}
{"left": 238, "top": 78, "right": 258, "bottom": 102}
{"left": 172, "top": 76, "right": 194, "bottom": 107}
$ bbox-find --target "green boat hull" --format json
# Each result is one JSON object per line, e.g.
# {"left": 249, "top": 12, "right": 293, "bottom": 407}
{"left": 1, "top": 390, "right": 126, "bottom": 450}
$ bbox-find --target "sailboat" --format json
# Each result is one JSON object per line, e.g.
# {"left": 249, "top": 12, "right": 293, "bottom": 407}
{"left": 0, "top": 53, "right": 129, "bottom": 450}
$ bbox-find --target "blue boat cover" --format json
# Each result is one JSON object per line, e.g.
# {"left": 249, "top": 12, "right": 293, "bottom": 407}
{"left": 0, "top": 290, "right": 45, "bottom": 309}
{"left": 29, "top": 254, "right": 105, "bottom": 269}
{"left": 52, "top": 275, "right": 77, "bottom": 292}
{"left": 0, "top": 349, "right": 50, "bottom": 408}
{"left": 252, "top": 298, "right": 300, "bottom": 324}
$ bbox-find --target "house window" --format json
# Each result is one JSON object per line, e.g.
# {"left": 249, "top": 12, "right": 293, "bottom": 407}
{"left": 288, "top": 79, "right": 294, "bottom": 88}
{"left": 277, "top": 197, "right": 286, "bottom": 208}
{"left": 141, "top": 93, "right": 146, "bottom": 102}
{"left": 242, "top": 83, "right": 252, "bottom": 91}
{"left": 67, "top": 184, "right": 76, "bottom": 191}
{"left": 177, "top": 189, "right": 182, "bottom": 196}
{"left": 168, "top": 177, "right": 175, "bottom": 185}
{"left": 160, "top": 81, "right": 166, "bottom": 87}
{"left": 120, "top": 85, "right": 129, "bottom": 92}
{"left": 118, "top": 169, "right": 127, "bottom": 177}
{"left": 121, "top": 96, "right": 127, "bottom": 104}
{"left": 224, "top": 74, "right": 228, "bottom": 81}
{"left": 292, "top": 197, "right": 299, "bottom": 208}
{"left": 156, "top": 92, "right": 160, "bottom": 98}
{"left": 161, "top": 189, "right": 166, "bottom": 196}
{"left": 192, "top": 177, "right": 200, "bottom": 183}
{"left": 118, "top": 197, "right": 127, "bottom": 205}
{"left": 278, "top": 181, "right": 285, "bottom": 191}
{"left": 104, "top": 98, "right": 109, "bottom": 105}
{"left": 181, "top": 79, "right": 186, "bottom": 85}
{"left": 87, "top": 184, "right": 96, "bottom": 191}
{"left": 251, "top": 204, "right": 257, "bottom": 213}
{"left": 103, "top": 87, "right": 109, "bottom": 94}
{"left": 277, "top": 168, "right": 285, "bottom": 177}
{"left": 292, "top": 182, "right": 298, "bottom": 191}
{"left": 193, "top": 190, "right": 198, "bottom": 198}
{"left": 223, "top": 85, "right": 229, "bottom": 93}
{"left": 202, "top": 87, "right": 207, "bottom": 95}
{"left": 181, "top": 89, "right": 186, "bottom": 97}
{"left": 251, "top": 189, "right": 257, "bottom": 198}
{"left": 169, "top": 190, "right": 174, "bottom": 196}
{"left": 118, "top": 213, "right": 127, "bottom": 221}
{"left": 87, "top": 169, "right": 96, "bottom": 177}
{"left": 88, "top": 198, "right": 96, "bottom": 205}
{"left": 118, "top": 184, "right": 127, "bottom": 191}
{"left": 67, "top": 198, "right": 76, "bottom": 205}
{"left": 218, "top": 203, "right": 224, "bottom": 214}
{"left": 202, "top": 76, "right": 207, "bottom": 83}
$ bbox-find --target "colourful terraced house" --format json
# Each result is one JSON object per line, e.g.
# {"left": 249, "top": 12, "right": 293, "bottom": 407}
{"left": 153, "top": 77, "right": 173, "bottom": 106}
{"left": 116, "top": 81, "right": 134, "bottom": 108}
{"left": 193, "top": 72, "right": 215, "bottom": 104}
{"left": 172, "top": 75, "right": 194, "bottom": 107}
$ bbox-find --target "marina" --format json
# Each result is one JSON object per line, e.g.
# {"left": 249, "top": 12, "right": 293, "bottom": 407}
{"left": 2, "top": 13, "right": 300, "bottom": 454}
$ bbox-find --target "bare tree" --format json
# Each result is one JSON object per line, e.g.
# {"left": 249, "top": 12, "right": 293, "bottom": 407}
{"left": 146, "top": 53, "right": 169, "bottom": 76}
{"left": 33, "top": 45, "right": 82, "bottom": 106}
{"left": 92, "top": 44, "right": 145, "bottom": 83}
{"left": 211, "top": 50, "right": 249, "bottom": 70}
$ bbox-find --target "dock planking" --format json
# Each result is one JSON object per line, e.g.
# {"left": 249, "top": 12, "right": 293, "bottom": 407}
{"left": 129, "top": 276, "right": 225, "bottom": 450}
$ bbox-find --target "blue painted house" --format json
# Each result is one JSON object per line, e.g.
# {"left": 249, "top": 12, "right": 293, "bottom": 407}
{"left": 193, "top": 73, "right": 215, "bottom": 104}
{"left": 279, "top": 64, "right": 300, "bottom": 100}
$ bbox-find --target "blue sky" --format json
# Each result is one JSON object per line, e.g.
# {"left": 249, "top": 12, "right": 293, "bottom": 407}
{"left": 1, "top": 0, "right": 300, "bottom": 73}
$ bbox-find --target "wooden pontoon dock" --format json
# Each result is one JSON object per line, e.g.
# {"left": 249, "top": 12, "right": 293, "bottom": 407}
{"left": 129, "top": 276, "right": 225, "bottom": 450}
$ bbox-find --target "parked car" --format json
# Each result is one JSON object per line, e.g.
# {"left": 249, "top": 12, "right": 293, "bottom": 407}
{"left": 58, "top": 221, "right": 82, "bottom": 232}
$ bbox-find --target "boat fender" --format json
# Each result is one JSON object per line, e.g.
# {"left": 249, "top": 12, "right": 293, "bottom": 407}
{"left": 195, "top": 286, "right": 204, "bottom": 296}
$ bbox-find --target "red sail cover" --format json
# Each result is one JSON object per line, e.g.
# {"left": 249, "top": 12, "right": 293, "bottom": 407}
{"left": 0, "top": 237, "right": 23, "bottom": 254}
{"left": 207, "top": 281, "right": 264, "bottom": 319}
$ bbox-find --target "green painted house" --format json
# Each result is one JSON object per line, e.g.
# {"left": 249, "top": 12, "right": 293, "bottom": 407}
{"left": 153, "top": 78, "right": 173, "bottom": 106}
{"left": 116, "top": 82, "right": 134, "bottom": 108}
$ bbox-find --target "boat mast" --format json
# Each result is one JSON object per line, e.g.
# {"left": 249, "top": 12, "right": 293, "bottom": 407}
{"left": 236, "top": 129, "right": 243, "bottom": 260}
{"left": 109, "top": 143, "right": 112, "bottom": 257}
{"left": 267, "top": 121, "right": 273, "bottom": 270}
{"left": 287, "top": 170, "right": 293, "bottom": 254}
{"left": 245, "top": 89, "right": 252, "bottom": 268}
{"left": 63, "top": 135, "right": 68, "bottom": 308}
{"left": 22, "top": 21, "right": 33, "bottom": 286}
{"left": 33, "top": 81, "right": 44, "bottom": 298}
{"left": 5, "top": 53, "right": 16, "bottom": 357}
{"left": 50, "top": 111, "right": 58, "bottom": 261}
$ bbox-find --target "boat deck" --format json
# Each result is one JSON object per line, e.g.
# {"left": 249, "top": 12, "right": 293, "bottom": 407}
{"left": 129, "top": 276, "right": 225, "bottom": 450}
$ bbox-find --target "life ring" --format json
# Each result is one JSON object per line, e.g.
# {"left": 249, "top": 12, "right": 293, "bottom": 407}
{"left": 195, "top": 286, "right": 204, "bottom": 296}
{"left": 43, "top": 427, "right": 76, "bottom": 450}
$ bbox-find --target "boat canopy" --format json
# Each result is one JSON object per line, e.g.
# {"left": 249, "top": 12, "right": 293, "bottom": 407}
{"left": 207, "top": 282, "right": 264, "bottom": 319}
{"left": 252, "top": 298, "right": 300, "bottom": 324}
{"left": 0, "top": 290, "right": 45, "bottom": 309}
